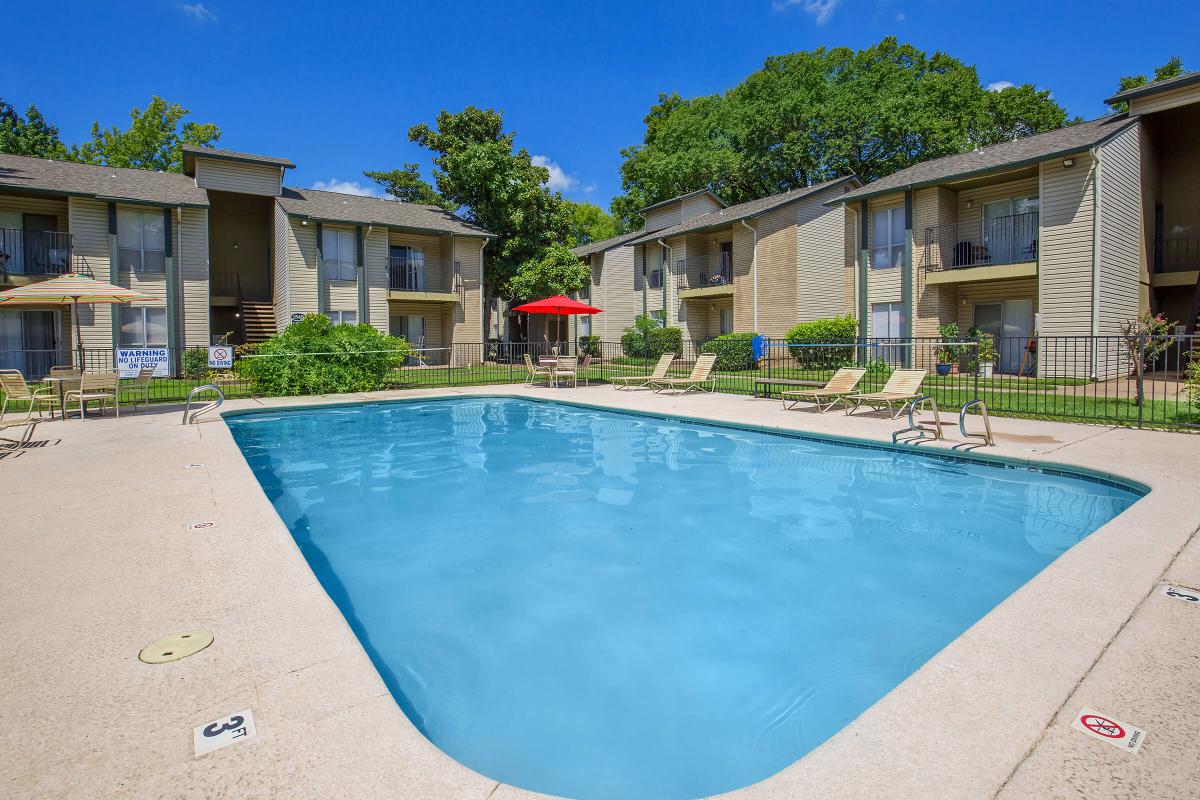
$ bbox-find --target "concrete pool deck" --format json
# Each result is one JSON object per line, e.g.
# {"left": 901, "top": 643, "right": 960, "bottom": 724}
{"left": 2, "top": 384, "right": 1198, "bottom": 799}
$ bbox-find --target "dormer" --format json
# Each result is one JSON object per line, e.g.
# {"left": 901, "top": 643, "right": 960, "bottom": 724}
{"left": 640, "top": 189, "right": 726, "bottom": 232}
{"left": 182, "top": 145, "right": 295, "bottom": 197}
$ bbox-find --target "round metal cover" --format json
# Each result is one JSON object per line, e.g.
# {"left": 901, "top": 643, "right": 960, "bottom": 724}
{"left": 139, "top": 630, "right": 214, "bottom": 664}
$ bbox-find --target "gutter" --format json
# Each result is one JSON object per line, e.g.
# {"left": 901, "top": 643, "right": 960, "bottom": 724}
{"left": 740, "top": 219, "right": 759, "bottom": 331}
{"left": 1090, "top": 145, "right": 1102, "bottom": 379}
{"left": 479, "top": 238, "right": 488, "bottom": 341}
{"left": 656, "top": 238, "right": 672, "bottom": 322}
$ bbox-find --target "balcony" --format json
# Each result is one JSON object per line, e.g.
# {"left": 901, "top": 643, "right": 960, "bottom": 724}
{"left": 675, "top": 255, "right": 734, "bottom": 299}
{"left": 388, "top": 257, "right": 461, "bottom": 303}
{"left": 0, "top": 228, "right": 73, "bottom": 279}
{"left": 921, "top": 212, "right": 1039, "bottom": 284}
{"left": 1152, "top": 235, "right": 1200, "bottom": 287}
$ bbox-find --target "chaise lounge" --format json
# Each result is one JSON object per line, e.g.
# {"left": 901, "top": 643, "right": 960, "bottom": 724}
{"left": 845, "top": 368, "right": 927, "bottom": 417}
{"left": 781, "top": 367, "right": 867, "bottom": 412}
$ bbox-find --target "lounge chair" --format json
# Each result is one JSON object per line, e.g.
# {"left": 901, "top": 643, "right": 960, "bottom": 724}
{"left": 0, "top": 407, "right": 41, "bottom": 454}
{"left": 65, "top": 371, "right": 120, "bottom": 419}
{"left": 0, "top": 370, "right": 60, "bottom": 420}
{"left": 577, "top": 353, "right": 594, "bottom": 386}
{"left": 845, "top": 368, "right": 927, "bottom": 417}
{"left": 125, "top": 366, "right": 155, "bottom": 411}
{"left": 611, "top": 352, "right": 675, "bottom": 390}
{"left": 550, "top": 356, "right": 578, "bottom": 388}
{"left": 651, "top": 353, "right": 718, "bottom": 395}
{"left": 523, "top": 354, "right": 551, "bottom": 386}
{"left": 781, "top": 367, "right": 867, "bottom": 412}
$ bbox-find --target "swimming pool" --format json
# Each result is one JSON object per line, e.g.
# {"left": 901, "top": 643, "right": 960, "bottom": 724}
{"left": 227, "top": 397, "right": 1142, "bottom": 800}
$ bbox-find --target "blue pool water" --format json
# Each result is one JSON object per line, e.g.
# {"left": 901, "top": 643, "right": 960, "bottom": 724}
{"left": 228, "top": 398, "right": 1141, "bottom": 800}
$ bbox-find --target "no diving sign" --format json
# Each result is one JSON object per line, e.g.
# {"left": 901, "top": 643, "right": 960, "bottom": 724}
{"left": 208, "top": 345, "right": 233, "bottom": 369}
{"left": 1072, "top": 707, "right": 1145, "bottom": 754}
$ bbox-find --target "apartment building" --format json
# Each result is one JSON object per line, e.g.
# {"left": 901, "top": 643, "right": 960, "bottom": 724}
{"left": 570, "top": 179, "right": 859, "bottom": 343}
{"left": 0, "top": 146, "right": 492, "bottom": 376}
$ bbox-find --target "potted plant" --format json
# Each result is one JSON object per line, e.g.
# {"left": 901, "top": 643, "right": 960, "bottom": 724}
{"left": 936, "top": 322, "right": 961, "bottom": 375}
{"left": 977, "top": 333, "right": 996, "bottom": 379}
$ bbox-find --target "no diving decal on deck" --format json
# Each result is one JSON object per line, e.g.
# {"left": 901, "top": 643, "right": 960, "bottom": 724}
{"left": 194, "top": 708, "right": 257, "bottom": 756}
{"left": 1162, "top": 584, "right": 1200, "bottom": 604}
{"left": 1072, "top": 707, "right": 1145, "bottom": 754}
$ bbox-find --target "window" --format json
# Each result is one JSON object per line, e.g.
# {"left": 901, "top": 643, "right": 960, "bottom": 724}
{"left": 119, "top": 306, "right": 167, "bottom": 347}
{"left": 870, "top": 302, "right": 906, "bottom": 363}
{"left": 322, "top": 228, "right": 357, "bottom": 281}
{"left": 389, "top": 245, "right": 425, "bottom": 290}
{"left": 117, "top": 209, "right": 165, "bottom": 273}
{"left": 391, "top": 314, "right": 425, "bottom": 344}
{"left": 578, "top": 315, "right": 591, "bottom": 337}
{"left": 719, "top": 307, "right": 733, "bottom": 335}
{"left": 870, "top": 207, "right": 905, "bottom": 270}
{"left": 325, "top": 310, "right": 357, "bottom": 326}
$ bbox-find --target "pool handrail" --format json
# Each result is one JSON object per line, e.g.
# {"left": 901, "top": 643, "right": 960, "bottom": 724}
{"left": 182, "top": 384, "right": 224, "bottom": 425}
{"left": 959, "top": 399, "right": 995, "bottom": 447}
{"left": 892, "top": 394, "right": 943, "bottom": 444}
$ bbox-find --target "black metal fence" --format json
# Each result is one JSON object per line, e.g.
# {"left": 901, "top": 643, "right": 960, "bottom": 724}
{"left": 1, "top": 335, "right": 1197, "bottom": 429}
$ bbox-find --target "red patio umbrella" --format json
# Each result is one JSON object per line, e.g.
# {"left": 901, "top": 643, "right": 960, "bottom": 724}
{"left": 512, "top": 295, "right": 603, "bottom": 344}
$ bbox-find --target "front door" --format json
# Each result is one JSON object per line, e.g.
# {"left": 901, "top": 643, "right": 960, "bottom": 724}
{"left": 974, "top": 299, "right": 1034, "bottom": 374}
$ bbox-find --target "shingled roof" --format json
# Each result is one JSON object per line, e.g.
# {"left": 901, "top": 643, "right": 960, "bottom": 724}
{"left": 624, "top": 175, "right": 859, "bottom": 246}
{"left": 570, "top": 229, "right": 650, "bottom": 258}
{"left": 837, "top": 115, "right": 1138, "bottom": 205}
{"left": 1105, "top": 71, "right": 1200, "bottom": 105}
{"left": 0, "top": 152, "right": 209, "bottom": 208}
{"left": 181, "top": 144, "right": 295, "bottom": 172}
{"left": 276, "top": 187, "right": 493, "bottom": 237}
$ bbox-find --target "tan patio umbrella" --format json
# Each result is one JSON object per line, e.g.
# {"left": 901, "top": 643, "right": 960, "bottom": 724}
{"left": 0, "top": 273, "right": 157, "bottom": 367}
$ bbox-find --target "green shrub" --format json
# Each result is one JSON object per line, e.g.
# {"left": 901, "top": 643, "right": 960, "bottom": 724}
{"left": 578, "top": 335, "right": 601, "bottom": 357}
{"left": 620, "top": 314, "right": 683, "bottom": 360}
{"left": 1186, "top": 355, "right": 1200, "bottom": 412}
{"left": 234, "top": 314, "right": 410, "bottom": 396}
{"left": 181, "top": 348, "right": 208, "bottom": 379}
{"left": 785, "top": 315, "right": 858, "bottom": 366}
{"left": 701, "top": 332, "right": 758, "bottom": 371}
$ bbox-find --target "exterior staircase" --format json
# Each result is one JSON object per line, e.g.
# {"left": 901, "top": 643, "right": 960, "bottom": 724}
{"left": 241, "top": 300, "right": 277, "bottom": 344}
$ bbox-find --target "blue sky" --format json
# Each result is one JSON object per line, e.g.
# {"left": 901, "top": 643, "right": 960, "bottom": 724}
{"left": 6, "top": 1, "right": 1197, "bottom": 209}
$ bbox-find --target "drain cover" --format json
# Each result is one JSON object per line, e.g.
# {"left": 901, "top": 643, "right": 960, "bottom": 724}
{"left": 139, "top": 630, "right": 214, "bottom": 664}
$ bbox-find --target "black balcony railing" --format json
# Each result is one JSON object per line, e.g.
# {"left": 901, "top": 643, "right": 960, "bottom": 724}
{"left": 389, "top": 257, "right": 456, "bottom": 292}
{"left": 922, "top": 212, "right": 1039, "bottom": 272}
{"left": 0, "top": 228, "right": 73, "bottom": 275}
{"left": 675, "top": 256, "right": 734, "bottom": 291}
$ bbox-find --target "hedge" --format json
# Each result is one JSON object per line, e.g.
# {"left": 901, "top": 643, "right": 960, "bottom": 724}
{"left": 785, "top": 315, "right": 859, "bottom": 367}
{"left": 620, "top": 315, "right": 684, "bottom": 360}
{"left": 700, "top": 332, "right": 758, "bottom": 371}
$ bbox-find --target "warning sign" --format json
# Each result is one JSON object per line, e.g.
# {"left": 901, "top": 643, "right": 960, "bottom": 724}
{"left": 1072, "top": 707, "right": 1145, "bottom": 754}
{"left": 208, "top": 345, "right": 233, "bottom": 369}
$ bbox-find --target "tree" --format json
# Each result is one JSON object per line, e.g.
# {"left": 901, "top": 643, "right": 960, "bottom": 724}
{"left": 363, "top": 163, "right": 453, "bottom": 208}
{"left": 71, "top": 96, "right": 220, "bottom": 172}
{"left": 564, "top": 200, "right": 618, "bottom": 246}
{"left": 0, "top": 100, "right": 69, "bottom": 159}
{"left": 612, "top": 38, "right": 1069, "bottom": 231}
{"left": 507, "top": 243, "right": 591, "bottom": 301}
{"left": 1113, "top": 56, "right": 1186, "bottom": 113}
{"left": 407, "top": 106, "right": 571, "bottom": 335}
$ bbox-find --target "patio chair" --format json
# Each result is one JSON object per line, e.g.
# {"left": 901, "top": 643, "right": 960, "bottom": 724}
{"left": 523, "top": 353, "right": 551, "bottom": 386}
{"left": 550, "top": 356, "right": 578, "bottom": 388}
{"left": 781, "top": 368, "right": 867, "bottom": 412}
{"left": 125, "top": 366, "right": 155, "bottom": 411}
{"left": 578, "top": 353, "right": 593, "bottom": 386}
{"left": 611, "top": 352, "right": 675, "bottom": 390}
{"left": 650, "top": 353, "right": 718, "bottom": 395}
{"left": 0, "top": 370, "right": 59, "bottom": 420}
{"left": 845, "top": 368, "right": 927, "bottom": 418}
{"left": 65, "top": 371, "right": 120, "bottom": 419}
{"left": 0, "top": 408, "right": 41, "bottom": 454}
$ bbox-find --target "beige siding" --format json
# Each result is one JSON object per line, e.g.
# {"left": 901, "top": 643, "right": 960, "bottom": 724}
{"left": 794, "top": 191, "right": 849, "bottom": 326}
{"left": 389, "top": 301, "right": 446, "bottom": 352}
{"left": 364, "top": 227, "right": 389, "bottom": 334}
{"left": 194, "top": 158, "right": 281, "bottom": 197}
{"left": 956, "top": 175, "right": 1039, "bottom": 226}
{"left": 755, "top": 205, "right": 797, "bottom": 337}
{"left": 843, "top": 205, "right": 859, "bottom": 317}
{"left": 643, "top": 205, "right": 681, "bottom": 232}
{"left": 731, "top": 223, "right": 755, "bottom": 331}
{"left": 272, "top": 202, "right": 290, "bottom": 330}
{"left": 913, "top": 187, "right": 959, "bottom": 337}
{"left": 955, "top": 278, "right": 1038, "bottom": 330}
{"left": 285, "top": 216, "right": 318, "bottom": 317}
{"left": 1038, "top": 153, "right": 1095, "bottom": 338}
{"left": 1127, "top": 84, "right": 1200, "bottom": 115}
{"left": 595, "top": 246, "right": 636, "bottom": 340}
{"left": 179, "top": 208, "right": 210, "bottom": 347}
{"left": 0, "top": 193, "right": 68, "bottom": 232}
{"left": 448, "top": 236, "right": 485, "bottom": 363}
{"left": 1097, "top": 123, "right": 1145, "bottom": 335}
{"left": 681, "top": 193, "right": 723, "bottom": 221}
{"left": 66, "top": 197, "right": 113, "bottom": 349}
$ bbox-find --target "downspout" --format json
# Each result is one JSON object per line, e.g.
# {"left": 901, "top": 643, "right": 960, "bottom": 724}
{"left": 1090, "top": 145, "right": 1102, "bottom": 379}
{"left": 656, "top": 238, "right": 672, "bottom": 324}
{"left": 740, "top": 219, "right": 758, "bottom": 331}
{"left": 641, "top": 244, "right": 648, "bottom": 318}
{"left": 479, "top": 238, "right": 488, "bottom": 342}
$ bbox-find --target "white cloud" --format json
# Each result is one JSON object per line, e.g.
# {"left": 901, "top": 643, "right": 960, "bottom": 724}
{"left": 895, "top": 10, "right": 907, "bottom": 21}
{"left": 987, "top": 80, "right": 1016, "bottom": 92}
{"left": 309, "top": 178, "right": 386, "bottom": 198}
{"left": 531, "top": 155, "right": 579, "bottom": 193}
{"left": 178, "top": 2, "right": 217, "bottom": 22}
{"left": 773, "top": 0, "right": 842, "bottom": 24}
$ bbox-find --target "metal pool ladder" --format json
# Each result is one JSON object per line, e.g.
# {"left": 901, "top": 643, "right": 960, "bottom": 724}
{"left": 958, "top": 399, "right": 995, "bottom": 447}
{"left": 182, "top": 385, "right": 225, "bottom": 425}
{"left": 892, "top": 395, "right": 943, "bottom": 444}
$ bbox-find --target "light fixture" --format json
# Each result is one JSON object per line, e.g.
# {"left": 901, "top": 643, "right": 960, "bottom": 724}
{"left": 966, "top": 199, "right": 973, "bottom": 208}
{"left": 301, "top": 219, "right": 309, "bottom": 226}
{"left": 960, "top": 297, "right": 968, "bottom": 306}
{"left": 1062, "top": 158, "right": 1074, "bottom": 168}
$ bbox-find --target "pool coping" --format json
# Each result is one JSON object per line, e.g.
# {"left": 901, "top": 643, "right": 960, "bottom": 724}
{"left": 211, "top": 386, "right": 1198, "bottom": 799}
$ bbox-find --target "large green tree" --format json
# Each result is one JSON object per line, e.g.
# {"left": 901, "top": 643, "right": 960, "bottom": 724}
{"left": 612, "top": 38, "right": 1069, "bottom": 231}
{"left": 406, "top": 106, "right": 571, "bottom": 334}
{"left": 507, "top": 242, "right": 591, "bottom": 301}
{"left": 564, "top": 200, "right": 618, "bottom": 246}
{"left": 363, "top": 163, "right": 453, "bottom": 208}
{"left": 0, "top": 100, "right": 69, "bottom": 159}
{"left": 1112, "top": 56, "right": 1186, "bottom": 113}
{"left": 71, "top": 96, "right": 220, "bottom": 172}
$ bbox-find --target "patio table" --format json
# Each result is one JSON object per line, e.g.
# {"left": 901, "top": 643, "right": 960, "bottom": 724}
{"left": 41, "top": 376, "right": 77, "bottom": 421}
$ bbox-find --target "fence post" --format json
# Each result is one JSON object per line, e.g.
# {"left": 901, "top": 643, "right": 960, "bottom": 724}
{"left": 973, "top": 335, "right": 980, "bottom": 402}
{"left": 1136, "top": 332, "right": 1146, "bottom": 428}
